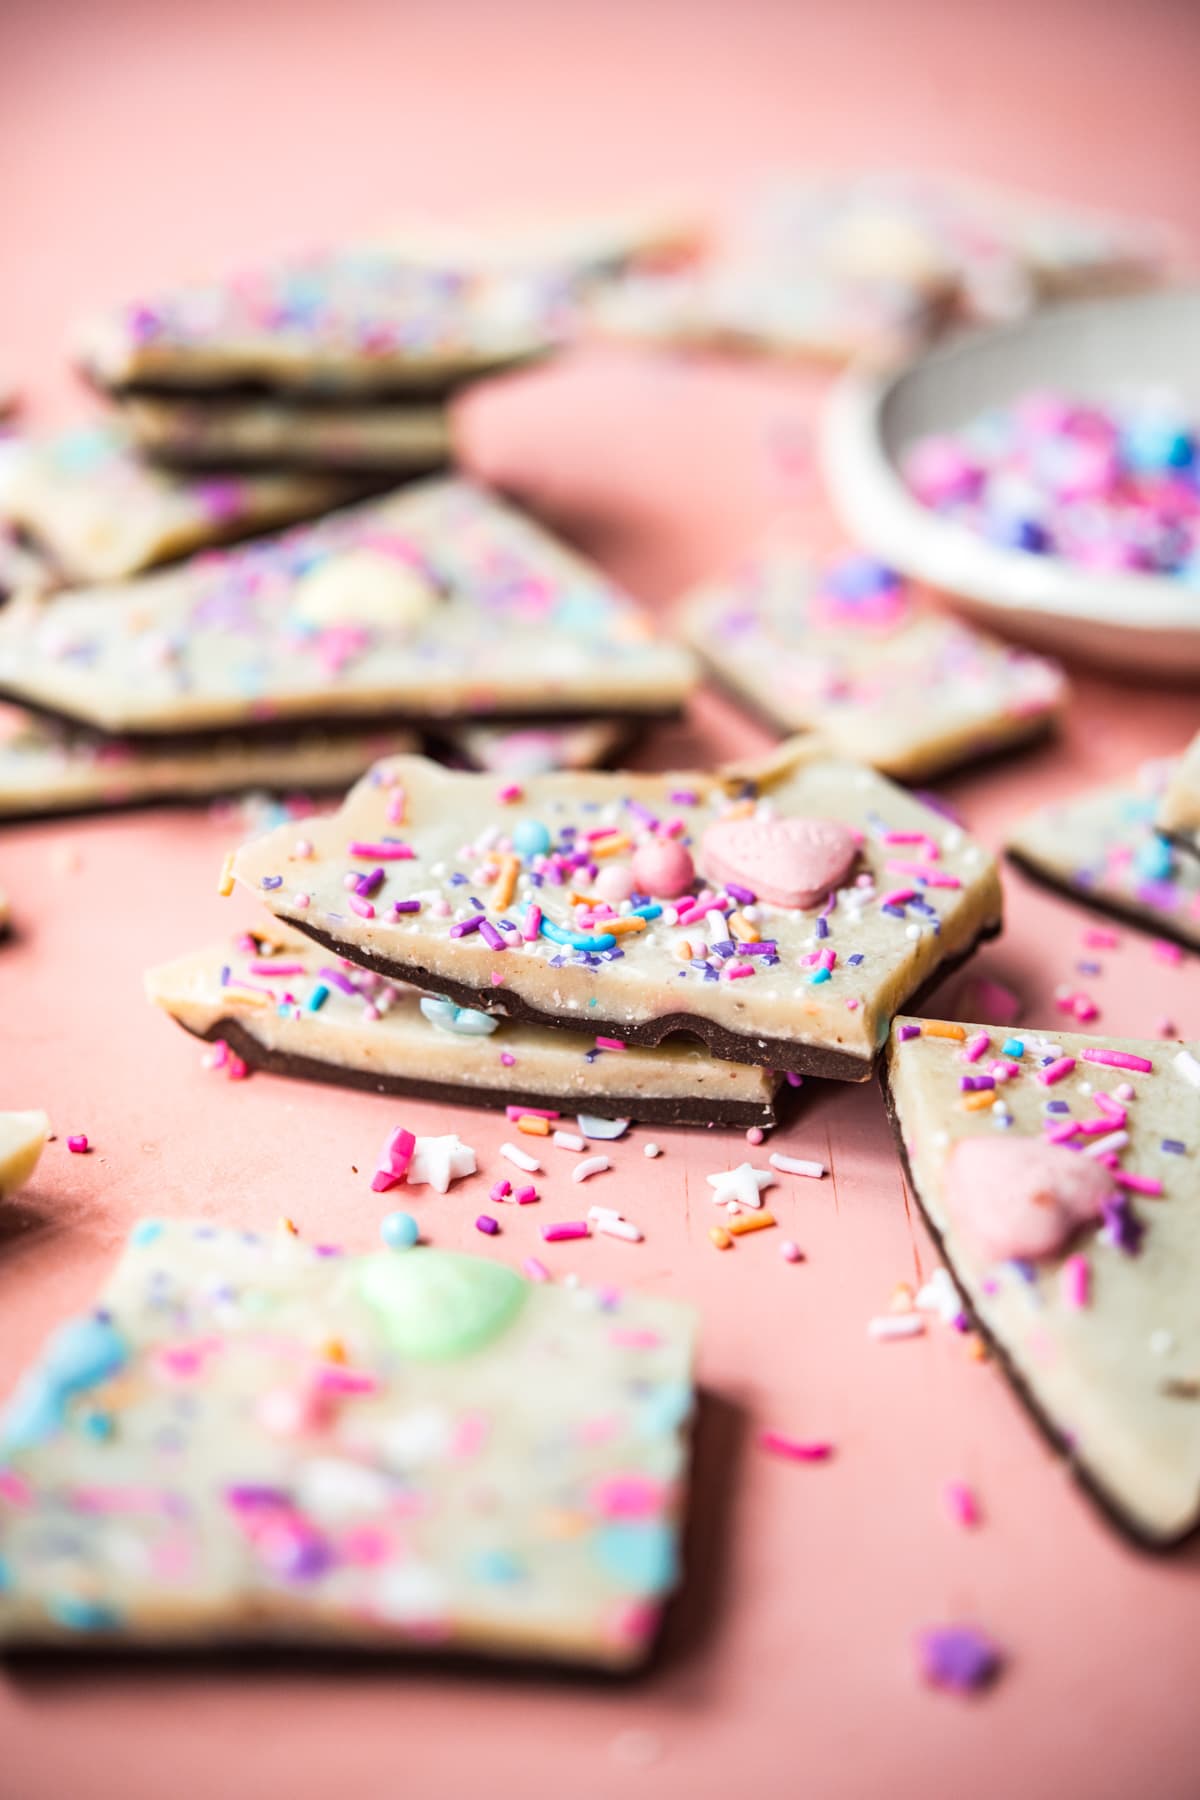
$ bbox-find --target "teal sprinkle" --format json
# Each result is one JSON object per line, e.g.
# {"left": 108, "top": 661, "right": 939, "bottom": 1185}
{"left": 45, "top": 1594, "right": 122, "bottom": 1633}
{"left": 472, "top": 1549, "right": 524, "bottom": 1584}
{"left": 80, "top": 1410, "right": 114, "bottom": 1441}
{"left": 808, "top": 967, "right": 832, "bottom": 986}
{"left": 1135, "top": 835, "right": 1175, "bottom": 883}
{"left": 306, "top": 983, "right": 330, "bottom": 1013}
{"left": 594, "top": 1521, "right": 678, "bottom": 1595}
{"left": 1002, "top": 1037, "right": 1025, "bottom": 1059}
{"left": 540, "top": 918, "right": 617, "bottom": 952}
{"left": 130, "top": 1220, "right": 164, "bottom": 1247}
{"left": 630, "top": 903, "right": 663, "bottom": 921}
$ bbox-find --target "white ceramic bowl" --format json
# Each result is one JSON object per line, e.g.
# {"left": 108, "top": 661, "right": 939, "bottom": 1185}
{"left": 820, "top": 288, "right": 1200, "bottom": 676}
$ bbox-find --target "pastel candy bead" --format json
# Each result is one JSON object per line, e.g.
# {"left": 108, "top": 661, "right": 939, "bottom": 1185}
{"left": 512, "top": 818, "right": 551, "bottom": 859}
{"left": 700, "top": 814, "right": 857, "bottom": 909}
{"left": 593, "top": 862, "right": 639, "bottom": 904}
{"left": 356, "top": 1249, "right": 526, "bottom": 1360}
{"left": 630, "top": 839, "right": 695, "bottom": 900}
{"left": 944, "top": 1137, "right": 1112, "bottom": 1263}
{"left": 380, "top": 1210, "right": 420, "bottom": 1250}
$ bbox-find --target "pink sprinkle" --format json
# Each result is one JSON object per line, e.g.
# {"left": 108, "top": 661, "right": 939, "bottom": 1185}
{"left": 497, "top": 783, "right": 523, "bottom": 804}
{"left": 759, "top": 1431, "right": 834, "bottom": 1463}
{"left": 1072, "top": 995, "right": 1099, "bottom": 1024}
{"left": 67, "top": 1135, "right": 89, "bottom": 1154}
{"left": 0, "top": 1470, "right": 33, "bottom": 1507}
{"left": 943, "top": 1480, "right": 981, "bottom": 1527}
{"left": 883, "top": 832, "right": 940, "bottom": 858}
{"left": 542, "top": 1221, "right": 590, "bottom": 1242}
{"left": 819, "top": 948, "right": 837, "bottom": 971}
{"left": 1083, "top": 928, "right": 1119, "bottom": 949}
{"left": 1082, "top": 1049, "right": 1153, "bottom": 1074}
{"left": 885, "top": 860, "right": 961, "bottom": 889}
{"left": 248, "top": 960, "right": 305, "bottom": 977}
{"left": 1094, "top": 1092, "right": 1127, "bottom": 1120}
{"left": 1076, "top": 1113, "right": 1126, "bottom": 1136}
{"left": 521, "top": 903, "right": 543, "bottom": 942}
{"left": 1152, "top": 939, "right": 1184, "bottom": 966}
{"left": 516, "top": 1184, "right": 539, "bottom": 1204}
{"left": 963, "top": 1032, "right": 990, "bottom": 1064}
{"left": 1060, "top": 1254, "right": 1091, "bottom": 1309}
{"left": 1037, "top": 1057, "right": 1076, "bottom": 1086}
{"left": 475, "top": 1216, "right": 500, "bottom": 1236}
{"left": 489, "top": 1180, "right": 512, "bottom": 1203}
{"left": 348, "top": 895, "right": 375, "bottom": 920}
{"left": 609, "top": 1328, "right": 662, "bottom": 1350}
{"left": 595, "top": 1036, "right": 626, "bottom": 1052}
{"left": 522, "top": 1257, "right": 550, "bottom": 1283}
{"left": 746, "top": 1126, "right": 765, "bottom": 1146}
{"left": 505, "top": 1105, "right": 559, "bottom": 1120}
{"left": 1046, "top": 1119, "right": 1081, "bottom": 1144}
{"left": 1114, "top": 1171, "right": 1164, "bottom": 1197}
{"left": 727, "top": 963, "right": 754, "bottom": 980}
{"left": 500, "top": 1052, "right": 516, "bottom": 1067}
{"left": 348, "top": 841, "right": 414, "bottom": 860}
{"left": 880, "top": 887, "right": 917, "bottom": 907}
{"left": 779, "top": 1240, "right": 803, "bottom": 1262}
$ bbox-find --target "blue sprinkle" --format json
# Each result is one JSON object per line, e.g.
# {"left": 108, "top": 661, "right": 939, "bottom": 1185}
{"left": 1046, "top": 1100, "right": 1070, "bottom": 1114}
{"left": 594, "top": 1521, "right": 678, "bottom": 1595}
{"left": 45, "top": 1594, "right": 123, "bottom": 1633}
{"left": 260, "top": 875, "right": 283, "bottom": 891}
{"left": 808, "top": 967, "right": 832, "bottom": 986}
{"left": 847, "top": 953, "right": 864, "bottom": 967}
{"left": 1001, "top": 1037, "right": 1025, "bottom": 1058}
{"left": 306, "top": 983, "right": 330, "bottom": 1014}
{"left": 130, "top": 1220, "right": 164, "bottom": 1247}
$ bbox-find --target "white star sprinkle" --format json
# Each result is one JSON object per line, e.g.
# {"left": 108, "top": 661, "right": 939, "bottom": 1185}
{"left": 405, "top": 1134, "right": 477, "bottom": 1194}
{"left": 706, "top": 1162, "right": 776, "bottom": 1210}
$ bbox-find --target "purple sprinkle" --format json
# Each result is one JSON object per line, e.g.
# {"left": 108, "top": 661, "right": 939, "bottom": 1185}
{"left": 319, "top": 966, "right": 359, "bottom": 995}
{"left": 915, "top": 1624, "right": 1003, "bottom": 1693}
{"left": 448, "top": 872, "right": 469, "bottom": 887}
{"left": 725, "top": 882, "right": 757, "bottom": 905}
{"left": 219, "top": 964, "right": 231, "bottom": 987}
{"left": 261, "top": 875, "right": 283, "bottom": 890}
{"left": 815, "top": 917, "right": 829, "bottom": 939}
{"left": 847, "top": 952, "right": 864, "bottom": 966}
{"left": 450, "top": 916, "right": 483, "bottom": 938}
{"left": 881, "top": 903, "right": 906, "bottom": 919}
{"left": 469, "top": 895, "right": 486, "bottom": 911}
{"left": 475, "top": 1215, "right": 500, "bottom": 1236}
{"left": 356, "top": 867, "right": 385, "bottom": 898}
{"left": 479, "top": 920, "right": 505, "bottom": 951}
{"left": 960, "top": 1075, "right": 995, "bottom": 1092}
{"left": 392, "top": 899, "right": 421, "bottom": 915}
{"left": 784, "top": 1071, "right": 804, "bottom": 1088}
{"left": 1162, "top": 1138, "right": 1186, "bottom": 1154}
{"left": 1101, "top": 1195, "right": 1144, "bottom": 1256}
{"left": 1045, "top": 1100, "right": 1070, "bottom": 1115}
{"left": 225, "top": 1485, "right": 290, "bottom": 1511}
{"left": 668, "top": 789, "right": 698, "bottom": 805}
{"left": 897, "top": 1023, "right": 921, "bottom": 1042}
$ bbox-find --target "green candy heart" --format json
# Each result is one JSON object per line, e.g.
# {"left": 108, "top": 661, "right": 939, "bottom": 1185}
{"left": 356, "top": 1250, "right": 527, "bottom": 1361}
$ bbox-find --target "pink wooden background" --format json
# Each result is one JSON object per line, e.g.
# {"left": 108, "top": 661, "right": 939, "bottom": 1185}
{"left": 2, "top": 2, "right": 1200, "bottom": 1795}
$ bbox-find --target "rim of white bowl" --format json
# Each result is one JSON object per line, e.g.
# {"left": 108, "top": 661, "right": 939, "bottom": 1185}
{"left": 820, "top": 328, "right": 1200, "bottom": 636}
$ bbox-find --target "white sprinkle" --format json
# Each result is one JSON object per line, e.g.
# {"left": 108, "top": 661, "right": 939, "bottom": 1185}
{"left": 868, "top": 1314, "right": 927, "bottom": 1342}
{"left": 643, "top": 1142, "right": 661, "bottom": 1158}
{"left": 1174, "top": 1049, "right": 1200, "bottom": 1090}
{"left": 589, "top": 1211, "right": 643, "bottom": 1243}
{"left": 552, "top": 1130, "right": 586, "bottom": 1152}
{"left": 768, "top": 1152, "right": 826, "bottom": 1179}
{"left": 1082, "top": 1129, "right": 1129, "bottom": 1159}
{"left": 573, "top": 1156, "right": 611, "bottom": 1184}
{"left": 500, "top": 1141, "right": 541, "bottom": 1174}
{"left": 916, "top": 1267, "right": 963, "bottom": 1323}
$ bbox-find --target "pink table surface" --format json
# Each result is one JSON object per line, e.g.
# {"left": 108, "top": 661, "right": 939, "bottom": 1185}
{"left": 3, "top": 3, "right": 1200, "bottom": 1796}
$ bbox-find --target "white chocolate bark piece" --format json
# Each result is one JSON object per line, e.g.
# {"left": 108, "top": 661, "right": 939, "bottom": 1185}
{"left": 1156, "top": 733, "right": 1200, "bottom": 856}
{"left": 0, "top": 1111, "right": 48, "bottom": 1196}
{"left": 0, "top": 1220, "right": 697, "bottom": 1664}
{"left": 0, "top": 706, "right": 417, "bottom": 821}
{"left": 118, "top": 395, "right": 453, "bottom": 474}
{"left": 886, "top": 1014, "right": 1200, "bottom": 1544}
{"left": 0, "top": 424, "right": 367, "bottom": 585}
{"left": 1007, "top": 760, "right": 1200, "bottom": 949}
{"left": 232, "top": 740, "right": 1003, "bottom": 1078}
{"left": 0, "top": 480, "right": 695, "bottom": 737}
{"left": 681, "top": 542, "right": 1065, "bottom": 779}
{"left": 145, "top": 929, "right": 781, "bottom": 1124}
{"left": 75, "top": 243, "right": 578, "bottom": 399}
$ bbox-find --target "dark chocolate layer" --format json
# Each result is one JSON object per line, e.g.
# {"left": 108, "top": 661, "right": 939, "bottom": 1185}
{"left": 274, "top": 915, "right": 1002, "bottom": 1081}
{"left": 176, "top": 1016, "right": 780, "bottom": 1128}
{"left": 1006, "top": 848, "right": 1200, "bottom": 955}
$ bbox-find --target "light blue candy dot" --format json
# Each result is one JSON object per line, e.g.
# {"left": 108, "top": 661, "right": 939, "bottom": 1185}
{"left": 512, "top": 819, "right": 551, "bottom": 859}
{"left": 130, "top": 1220, "right": 164, "bottom": 1247}
{"left": 1135, "top": 835, "right": 1175, "bottom": 883}
{"left": 594, "top": 1521, "right": 678, "bottom": 1595}
{"left": 381, "top": 1211, "right": 420, "bottom": 1251}
{"left": 1001, "top": 1037, "right": 1025, "bottom": 1059}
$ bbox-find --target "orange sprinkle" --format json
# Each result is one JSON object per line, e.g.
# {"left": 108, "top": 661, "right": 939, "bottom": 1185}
{"left": 923, "top": 1021, "right": 967, "bottom": 1041}
{"left": 721, "top": 800, "right": 757, "bottom": 821}
{"left": 607, "top": 917, "right": 648, "bottom": 937}
{"left": 729, "top": 911, "right": 761, "bottom": 944}
{"left": 490, "top": 854, "right": 519, "bottom": 913}
{"left": 728, "top": 1210, "right": 777, "bottom": 1237}
{"left": 709, "top": 1226, "right": 733, "bottom": 1250}
{"left": 218, "top": 851, "right": 235, "bottom": 897}
{"left": 675, "top": 939, "right": 694, "bottom": 960}
{"left": 279, "top": 1217, "right": 299, "bottom": 1236}
{"left": 223, "top": 986, "right": 270, "bottom": 1009}
{"left": 962, "top": 1091, "right": 997, "bottom": 1113}
{"left": 589, "top": 833, "right": 631, "bottom": 859}
{"left": 966, "top": 1337, "right": 989, "bottom": 1363}
{"left": 516, "top": 1115, "right": 551, "bottom": 1137}
{"left": 321, "top": 1338, "right": 348, "bottom": 1365}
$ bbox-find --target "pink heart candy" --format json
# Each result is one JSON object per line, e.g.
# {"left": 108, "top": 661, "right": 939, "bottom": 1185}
{"left": 945, "top": 1137, "right": 1112, "bottom": 1264}
{"left": 700, "top": 814, "right": 857, "bottom": 909}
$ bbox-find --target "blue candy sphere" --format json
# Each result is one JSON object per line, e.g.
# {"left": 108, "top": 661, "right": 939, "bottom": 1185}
{"left": 512, "top": 818, "right": 551, "bottom": 859}
{"left": 381, "top": 1211, "right": 420, "bottom": 1251}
